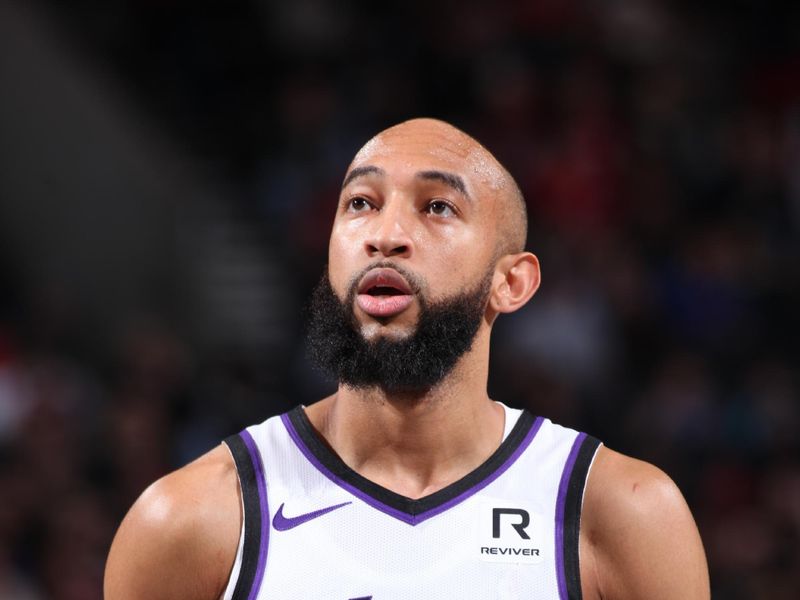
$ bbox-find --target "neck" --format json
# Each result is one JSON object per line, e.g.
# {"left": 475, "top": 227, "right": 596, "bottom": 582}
{"left": 304, "top": 335, "right": 506, "bottom": 499}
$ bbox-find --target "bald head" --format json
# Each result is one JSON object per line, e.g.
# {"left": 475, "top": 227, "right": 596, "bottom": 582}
{"left": 348, "top": 118, "right": 528, "bottom": 257}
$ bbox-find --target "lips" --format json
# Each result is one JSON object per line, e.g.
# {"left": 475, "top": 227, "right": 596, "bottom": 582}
{"left": 356, "top": 268, "right": 415, "bottom": 318}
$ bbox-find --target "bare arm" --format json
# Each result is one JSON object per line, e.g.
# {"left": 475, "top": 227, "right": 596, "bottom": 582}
{"left": 104, "top": 444, "right": 242, "bottom": 600}
{"left": 580, "top": 447, "right": 710, "bottom": 600}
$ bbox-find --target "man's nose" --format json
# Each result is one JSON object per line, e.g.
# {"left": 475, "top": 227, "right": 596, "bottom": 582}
{"left": 364, "top": 200, "right": 414, "bottom": 258}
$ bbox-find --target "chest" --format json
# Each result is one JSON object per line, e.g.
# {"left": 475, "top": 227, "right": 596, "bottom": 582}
{"left": 262, "top": 488, "right": 559, "bottom": 599}
{"left": 223, "top": 409, "right": 599, "bottom": 600}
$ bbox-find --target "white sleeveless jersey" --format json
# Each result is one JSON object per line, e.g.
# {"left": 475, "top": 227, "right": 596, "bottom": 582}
{"left": 221, "top": 403, "right": 601, "bottom": 600}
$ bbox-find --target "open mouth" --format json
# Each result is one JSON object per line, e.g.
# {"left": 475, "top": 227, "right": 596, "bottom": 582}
{"left": 366, "top": 285, "right": 406, "bottom": 296}
{"left": 356, "top": 268, "right": 414, "bottom": 317}
{"left": 358, "top": 268, "right": 412, "bottom": 296}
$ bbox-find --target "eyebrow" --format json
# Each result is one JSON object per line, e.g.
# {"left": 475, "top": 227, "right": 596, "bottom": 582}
{"left": 416, "top": 170, "right": 470, "bottom": 200}
{"left": 340, "top": 166, "right": 471, "bottom": 201}
{"left": 341, "top": 165, "right": 385, "bottom": 189}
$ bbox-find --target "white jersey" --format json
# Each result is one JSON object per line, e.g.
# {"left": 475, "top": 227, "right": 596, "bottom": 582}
{"left": 221, "top": 403, "right": 601, "bottom": 600}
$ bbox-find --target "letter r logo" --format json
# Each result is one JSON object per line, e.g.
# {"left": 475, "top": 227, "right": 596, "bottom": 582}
{"left": 492, "top": 508, "right": 531, "bottom": 539}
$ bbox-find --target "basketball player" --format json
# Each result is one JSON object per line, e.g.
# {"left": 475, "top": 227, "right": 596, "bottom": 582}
{"left": 105, "top": 119, "right": 710, "bottom": 599}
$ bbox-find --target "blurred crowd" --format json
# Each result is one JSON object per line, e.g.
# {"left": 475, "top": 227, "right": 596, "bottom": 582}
{"left": 1, "top": 1, "right": 799, "bottom": 598}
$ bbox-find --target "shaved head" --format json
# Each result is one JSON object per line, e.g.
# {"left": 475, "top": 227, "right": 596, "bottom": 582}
{"left": 349, "top": 118, "right": 528, "bottom": 257}
{"left": 327, "top": 116, "right": 542, "bottom": 364}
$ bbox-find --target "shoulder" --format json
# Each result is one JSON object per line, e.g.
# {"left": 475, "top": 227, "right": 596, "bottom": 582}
{"left": 580, "top": 446, "right": 710, "bottom": 600}
{"left": 104, "top": 443, "right": 242, "bottom": 600}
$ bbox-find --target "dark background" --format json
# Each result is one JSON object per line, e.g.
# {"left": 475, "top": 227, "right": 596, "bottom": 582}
{"left": 1, "top": 1, "right": 798, "bottom": 598}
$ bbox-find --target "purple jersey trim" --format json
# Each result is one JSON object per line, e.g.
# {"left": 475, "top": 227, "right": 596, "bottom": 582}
{"left": 555, "top": 432, "right": 587, "bottom": 600}
{"left": 241, "top": 430, "right": 270, "bottom": 600}
{"left": 280, "top": 411, "right": 544, "bottom": 526}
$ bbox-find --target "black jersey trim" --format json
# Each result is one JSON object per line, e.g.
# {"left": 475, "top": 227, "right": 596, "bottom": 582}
{"left": 224, "top": 432, "right": 269, "bottom": 600}
{"left": 559, "top": 434, "right": 601, "bottom": 600}
{"left": 283, "top": 406, "right": 542, "bottom": 525}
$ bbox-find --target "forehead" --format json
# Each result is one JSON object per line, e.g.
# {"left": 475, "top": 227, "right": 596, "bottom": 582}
{"left": 348, "top": 122, "right": 507, "bottom": 194}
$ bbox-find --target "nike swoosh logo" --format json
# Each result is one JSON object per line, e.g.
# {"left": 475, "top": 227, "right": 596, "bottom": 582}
{"left": 272, "top": 501, "right": 352, "bottom": 531}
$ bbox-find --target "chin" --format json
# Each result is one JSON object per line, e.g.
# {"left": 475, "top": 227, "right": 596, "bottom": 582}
{"left": 360, "top": 321, "right": 415, "bottom": 342}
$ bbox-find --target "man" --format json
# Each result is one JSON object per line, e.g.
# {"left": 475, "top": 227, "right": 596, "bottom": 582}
{"left": 105, "top": 118, "right": 710, "bottom": 599}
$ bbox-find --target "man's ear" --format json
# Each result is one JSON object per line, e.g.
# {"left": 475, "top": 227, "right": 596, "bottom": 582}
{"left": 489, "top": 252, "right": 541, "bottom": 314}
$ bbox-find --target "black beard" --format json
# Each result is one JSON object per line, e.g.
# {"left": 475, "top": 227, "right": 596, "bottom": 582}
{"left": 307, "top": 265, "right": 492, "bottom": 394}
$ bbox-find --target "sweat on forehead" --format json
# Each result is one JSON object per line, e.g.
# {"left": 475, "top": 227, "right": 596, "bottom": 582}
{"left": 351, "top": 119, "right": 507, "bottom": 190}
{"left": 347, "top": 118, "right": 528, "bottom": 254}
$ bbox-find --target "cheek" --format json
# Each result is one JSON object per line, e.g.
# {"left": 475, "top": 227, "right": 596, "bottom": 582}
{"left": 437, "top": 227, "right": 489, "bottom": 268}
{"left": 327, "top": 223, "right": 358, "bottom": 294}
{"left": 426, "top": 232, "right": 491, "bottom": 292}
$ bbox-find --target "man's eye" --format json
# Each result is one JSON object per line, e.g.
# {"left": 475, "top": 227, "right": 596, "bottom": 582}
{"left": 427, "top": 200, "right": 456, "bottom": 217}
{"left": 347, "top": 197, "right": 371, "bottom": 212}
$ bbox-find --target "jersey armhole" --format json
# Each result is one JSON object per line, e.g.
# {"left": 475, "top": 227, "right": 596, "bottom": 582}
{"left": 222, "top": 432, "right": 270, "bottom": 600}
{"left": 559, "top": 434, "right": 602, "bottom": 600}
{"left": 220, "top": 444, "right": 245, "bottom": 600}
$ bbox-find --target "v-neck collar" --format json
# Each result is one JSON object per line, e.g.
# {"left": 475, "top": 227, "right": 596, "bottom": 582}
{"left": 280, "top": 405, "right": 544, "bottom": 526}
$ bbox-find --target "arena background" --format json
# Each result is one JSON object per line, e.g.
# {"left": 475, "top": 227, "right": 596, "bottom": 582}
{"left": 0, "top": 1, "right": 798, "bottom": 598}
